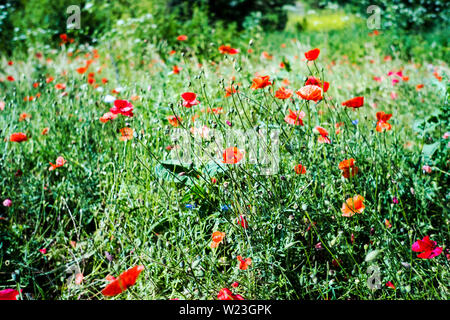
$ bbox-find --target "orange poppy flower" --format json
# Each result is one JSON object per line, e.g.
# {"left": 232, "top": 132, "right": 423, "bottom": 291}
{"left": 284, "top": 109, "right": 305, "bottom": 126}
{"left": 341, "top": 195, "right": 365, "bottom": 217}
{"left": 385, "top": 219, "right": 392, "bottom": 229}
{"left": 251, "top": 75, "right": 271, "bottom": 90}
{"left": 99, "top": 112, "right": 118, "bottom": 123}
{"left": 304, "top": 48, "right": 320, "bottom": 61}
{"left": 211, "top": 231, "right": 225, "bottom": 248}
{"left": 76, "top": 67, "right": 87, "bottom": 74}
{"left": 338, "top": 158, "right": 358, "bottom": 178}
{"left": 177, "top": 35, "right": 188, "bottom": 41}
{"left": 19, "top": 112, "right": 31, "bottom": 122}
{"left": 167, "top": 115, "right": 182, "bottom": 127}
{"left": 416, "top": 84, "right": 424, "bottom": 91}
{"left": 41, "top": 127, "right": 50, "bottom": 135}
{"left": 294, "top": 164, "right": 306, "bottom": 175}
{"left": 55, "top": 83, "right": 66, "bottom": 90}
{"left": 46, "top": 76, "right": 54, "bottom": 83}
{"left": 375, "top": 111, "right": 392, "bottom": 132}
{"left": 296, "top": 85, "right": 323, "bottom": 102}
{"left": 9, "top": 132, "right": 28, "bottom": 143}
{"left": 237, "top": 256, "right": 252, "bottom": 270}
{"left": 275, "top": 87, "right": 293, "bottom": 100}
{"left": 119, "top": 127, "right": 133, "bottom": 141}
{"left": 261, "top": 51, "right": 273, "bottom": 60}
{"left": 49, "top": 156, "right": 67, "bottom": 171}
{"left": 315, "top": 126, "right": 331, "bottom": 144}
{"left": 225, "top": 85, "right": 238, "bottom": 97}
{"left": 222, "top": 147, "right": 244, "bottom": 164}
{"left": 101, "top": 265, "right": 145, "bottom": 297}
{"left": 342, "top": 96, "right": 364, "bottom": 108}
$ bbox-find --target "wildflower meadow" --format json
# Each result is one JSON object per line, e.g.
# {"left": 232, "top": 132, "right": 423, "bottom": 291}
{"left": 0, "top": 0, "right": 449, "bottom": 302}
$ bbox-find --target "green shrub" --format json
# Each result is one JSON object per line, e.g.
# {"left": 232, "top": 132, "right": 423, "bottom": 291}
{"left": 323, "top": 0, "right": 449, "bottom": 30}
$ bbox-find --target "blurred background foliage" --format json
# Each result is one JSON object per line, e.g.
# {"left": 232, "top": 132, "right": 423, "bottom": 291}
{"left": 1, "top": 0, "right": 448, "bottom": 56}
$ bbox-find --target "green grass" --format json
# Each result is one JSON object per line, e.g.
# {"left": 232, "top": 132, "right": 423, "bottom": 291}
{"left": 0, "top": 12, "right": 449, "bottom": 300}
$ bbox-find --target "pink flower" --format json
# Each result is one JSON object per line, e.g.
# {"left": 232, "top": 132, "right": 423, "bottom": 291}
{"left": 181, "top": 92, "right": 200, "bottom": 108}
{"left": 422, "top": 165, "right": 432, "bottom": 173}
{"left": 39, "top": 248, "right": 47, "bottom": 254}
{"left": 110, "top": 99, "right": 134, "bottom": 117}
{"left": 411, "top": 235, "right": 443, "bottom": 259}
{"left": 0, "top": 289, "right": 21, "bottom": 300}
{"left": 3, "top": 199, "right": 12, "bottom": 207}
{"left": 443, "top": 132, "right": 449, "bottom": 139}
{"left": 390, "top": 91, "right": 398, "bottom": 100}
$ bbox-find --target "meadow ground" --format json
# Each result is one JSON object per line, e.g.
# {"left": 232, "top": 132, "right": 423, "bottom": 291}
{"left": 0, "top": 7, "right": 449, "bottom": 300}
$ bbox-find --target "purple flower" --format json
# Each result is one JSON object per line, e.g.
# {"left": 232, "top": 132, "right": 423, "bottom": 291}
{"left": 226, "top": 120, "right": 232, "bottom": 127}
{"left": 393, "top": 197, "right": 398, "bottom": 204}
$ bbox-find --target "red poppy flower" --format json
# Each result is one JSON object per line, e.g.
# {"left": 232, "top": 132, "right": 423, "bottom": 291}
{"left": 304, "top": 48, "right": 320, "bottom": 61}
{"left": 101, "top": 265, "right": 145, "bottom": 297}
{"left": 211, "top": 231, "right": 225, "bottom": 248}
{"left": 10, "top": 132, "right": 28, "bottom": 143}
{"left": 284, "top": 109, "right": 305, "bottom": 126}
{"left": 411, "top": 236, "right": 443, "bottom": 259}
{"left": 7, "top": 76, "right": 15, "bottom": 82}
{"left": 172, "top": 65, "right": 181, "bottom": 74}
{"left": 237, "top": 256, "right": 252, "bottom": 270}
{"left": 177, "top": 35, "right": 187, "bottom": 41}
{"left": 181, "top": 92, "right": 200, "bottom": 108}
{"left": 251, "top": 75, "right": 271, "bottom": 90}
{"left": 376, "top": 111, "right": 392, "bottom": 132}
{"left": 49, "top": 156, "right": 67, "bottom": 171}
{"left": 167, "top": 115, "right": 182, "bottom": 127}
{"left": 386, "top": 281, "right": 396, "bottom": 290}
{"left": 294, "top": 164, "right": 306, "bottom": 174}
{"left": 110, "top": 99, "right": 134, "bottom": 117}
{"left": 296, "top": 85, "right": 323, "bottom": 102}
{"left": 342, "top": 96, "right": 364, "bottom": 108}
{"left": 341, "top": 195, "right": 365, "bottom": 217}
{"left": 41, "top": 127, "right": 50, "bottom": 135}
{"left": 46, "top": 76, "right": 54, "bottom": 83}
{"left": 275, "top": 87, "right": 293, "bottom": 100}
{"left": 315, "top": 126, "right": 331, "bottom": 144}
{"left": 236, "top": 215, "right": 248, "bottom": 229}
{"left": 0, "top": 289, "right": 21, "bottom": 300}
{"left": 217, "top": 288, "right": 244, "bottom": 300}
{"left": 222, "top": 147, "right": 244, "bottom": 164}
{"left": 338, "top": 158, "right": 358, "bottom": 178}
{"left": 219, "top": 45, "right": 239, "bottom": 55}
{"left": 305, "top": 76, "right": 329, "bottom": 92}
